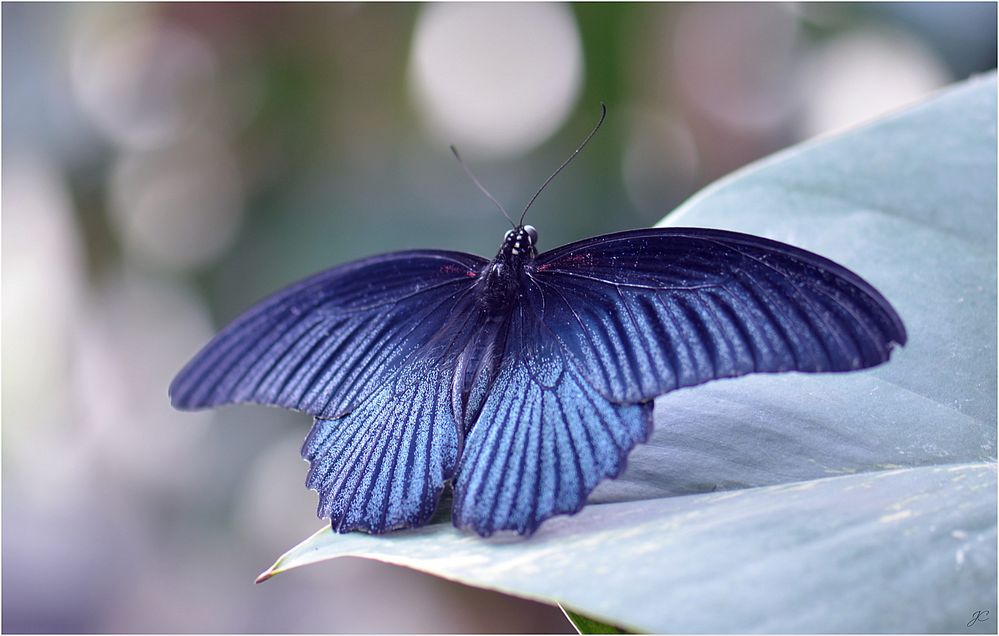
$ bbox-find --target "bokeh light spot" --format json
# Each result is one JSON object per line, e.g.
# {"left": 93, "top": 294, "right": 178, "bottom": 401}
{"left": 2, "top": 158, "right": 84, "bottom": 449}
{"left": 71, "top": 16, "right": 220, "bottom": 150}
{"left": 673, "top": 3, "right": 801, "bottom": 133}
{"left": 800, "top": 28, "right": 952, "bottom": 137}
{"left": 109, "top": 133, "right": 244, "bottom": 270}
{"left": 409, "top": 3, "right": 584, "bottom": 159}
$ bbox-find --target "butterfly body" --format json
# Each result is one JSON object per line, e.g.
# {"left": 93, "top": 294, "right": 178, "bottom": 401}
{"left": 171, "top": 225, "right": 906, "bottom": 537}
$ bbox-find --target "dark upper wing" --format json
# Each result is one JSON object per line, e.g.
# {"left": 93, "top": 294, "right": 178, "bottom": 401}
{"left": 529, "top": 228, "right": 907, "bottom": 404}
{"left": 170, "top": 250, "right": 487, "bottom": 419}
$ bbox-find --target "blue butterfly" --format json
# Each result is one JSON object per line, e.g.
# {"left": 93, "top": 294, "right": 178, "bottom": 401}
{"left": 170, "top": 111, "right": 906, "bottom": 537}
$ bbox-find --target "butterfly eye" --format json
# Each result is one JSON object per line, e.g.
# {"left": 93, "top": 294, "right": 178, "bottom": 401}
{"left": 504, "top": 230, "right": 514, "bottom": 242}
{"left": 524, "top": 225, "right": 538, "bottom": 245}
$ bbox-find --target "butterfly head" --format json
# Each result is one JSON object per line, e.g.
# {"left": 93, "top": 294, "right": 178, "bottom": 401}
{"left": 501, "top": 225, "right": 538, "bottom": 260}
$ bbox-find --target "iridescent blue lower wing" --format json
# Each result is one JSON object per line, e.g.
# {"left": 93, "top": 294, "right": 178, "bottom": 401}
{"left": 532, "top": 228, "right": 907, "bottom": 403}
{"left": 169, "top": 250, "right": 486, "bottom": 419}
{"left": 452, "top": 293, "right": 654, "bottom": 536}
{"left": 302, "top": 358, "right": 460, "bottom": 533}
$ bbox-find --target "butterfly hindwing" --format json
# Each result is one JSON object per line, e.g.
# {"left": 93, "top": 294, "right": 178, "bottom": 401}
{"left": 302, "top": 358, "right": 460, "bottom": 533}
{"left": 532, "top": 228, "right": 907, "bottom": 403}
{"left": 452, "top": 287, "right": 654, "bottom": 536}
{"left": 169, "top": 250, "right": 486, "bottom": 419}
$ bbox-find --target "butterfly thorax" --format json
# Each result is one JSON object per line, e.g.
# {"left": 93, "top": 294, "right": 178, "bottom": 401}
{"left": 476, "top": 225, "right": 538, "bottom": 314}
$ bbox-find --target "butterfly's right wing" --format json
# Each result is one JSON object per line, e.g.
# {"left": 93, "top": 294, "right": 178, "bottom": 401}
{"left": 170, "top": 250, "right": 487, "bottom": 419}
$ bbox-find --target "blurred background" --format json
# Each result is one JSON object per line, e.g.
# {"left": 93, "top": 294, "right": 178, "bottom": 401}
{"left": 2, "top": 2, "right": 996, "bottom": 632}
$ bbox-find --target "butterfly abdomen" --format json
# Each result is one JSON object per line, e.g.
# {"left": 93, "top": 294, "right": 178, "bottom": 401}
{"left": 451, "top": 314, "right": 510, "bottom": 433}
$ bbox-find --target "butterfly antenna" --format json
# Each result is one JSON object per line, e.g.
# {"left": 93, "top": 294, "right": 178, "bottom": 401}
{"left": 520, "top": 103, "right": 607, "bottom": 226}
{"left": 450, "top": 145, "right": 517, "bottom": 229}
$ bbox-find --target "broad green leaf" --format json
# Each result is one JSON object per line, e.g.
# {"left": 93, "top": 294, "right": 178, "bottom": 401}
{"left": 259, "top": 74, "right": 998, "bottom": 633}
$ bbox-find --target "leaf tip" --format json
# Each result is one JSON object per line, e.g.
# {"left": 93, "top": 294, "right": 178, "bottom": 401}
{"left": 255, "top": 560, "right": 283, "bottom": 584}
{"left": 254, "top": 569, "right": 274, "bottom": 584}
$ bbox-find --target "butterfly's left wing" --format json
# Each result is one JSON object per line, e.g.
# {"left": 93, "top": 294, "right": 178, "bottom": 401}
{"left": 529, "top": 227, "right": 907, "bottom": 404}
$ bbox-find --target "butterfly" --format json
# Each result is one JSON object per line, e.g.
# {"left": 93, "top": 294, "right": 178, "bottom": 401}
{"left": 170, "top": 108, "right": 906, "bottom": 537}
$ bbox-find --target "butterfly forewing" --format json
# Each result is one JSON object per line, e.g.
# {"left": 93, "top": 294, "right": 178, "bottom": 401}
{"left": 530, "top": 228, "right": 907, "bottom": 404}
{"left": 169, "top": 250, "right": 487, "bottom": 419}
